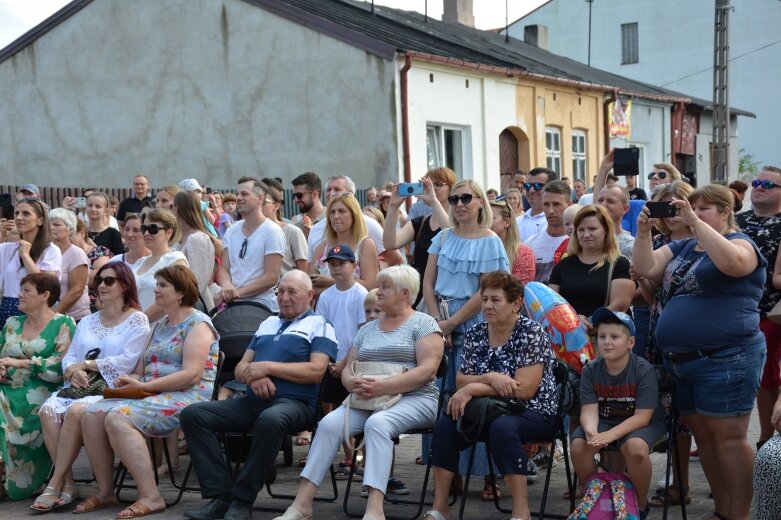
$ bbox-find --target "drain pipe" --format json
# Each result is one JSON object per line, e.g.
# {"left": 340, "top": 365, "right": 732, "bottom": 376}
{"left": 401, "top": 54, "right": 413, "bottom": 188}
{"left": 604, "top": 88, "right": 618, "bottom": 155}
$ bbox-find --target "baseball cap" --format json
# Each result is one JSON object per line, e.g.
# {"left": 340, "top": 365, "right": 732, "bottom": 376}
{"left": 325, "top": 244, "right": 356, "bottom": 263}
{"left": 591, "top": 307, "right": 636, "bottom": 337}
{"left": 20, "top": 184, "right": 39, "bottom": 195}
{"left": 178, "top": 179, "right": 203, "bottom": 192}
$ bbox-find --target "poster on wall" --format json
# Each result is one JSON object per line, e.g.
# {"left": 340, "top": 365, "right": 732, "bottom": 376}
{"left": 609, "top": 99, "right": 632, "bottom": 139}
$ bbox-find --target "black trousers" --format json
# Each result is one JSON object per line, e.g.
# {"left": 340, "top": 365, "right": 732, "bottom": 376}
{"left": 180, "top": 396, "right": 313, "bottom": 503}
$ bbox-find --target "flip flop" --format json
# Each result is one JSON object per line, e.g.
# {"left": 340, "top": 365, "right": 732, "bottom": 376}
{"left": 73, "top": 495, "right": 118, "bottom": 514}
{"left": 422, "top": 510, "right": 448, "bottom": 520}
{"left": 30, "top": 486, "right": 61, "bottom": 514}
{"left": 116, "top": 501, "right": 165, "bottom": 519}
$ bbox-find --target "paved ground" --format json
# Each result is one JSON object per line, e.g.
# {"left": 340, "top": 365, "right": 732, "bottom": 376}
{"left": 2, "top": 409, "right": 761, "bottom": 520}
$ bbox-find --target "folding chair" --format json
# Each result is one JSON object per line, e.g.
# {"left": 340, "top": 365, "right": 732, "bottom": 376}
{"left": 458, "top": 360, "right": 575, "bottom": 520}
{"left": 342, "top": 355, "right": 453, "bottom": 520}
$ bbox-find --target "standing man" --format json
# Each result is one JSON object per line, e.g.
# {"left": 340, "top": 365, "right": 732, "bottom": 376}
{"left": 525, "top": 181, "right": 570, "bottom": 283}
{"left": 116, "top": 175, "right": 152, "bottom": 225}
{"left": 290, "top": 172, "right": 325, "bottom": 239}
{"left": 737, "top": 166, "right": 781, "bottom": 449}
{"left": 218, "top": 177, "right": 285, "bottom": 312}
{"left": 572, "top": 179, "right": 587, "bottom": 203}
{"left": 512, "top": 169, "right": 530, "bottom": 211}
{"left": 626, "top": 175, "right": 647, "bottom": 201}
{"left": 596, "top": 184, "right": 634, "bottom": 259}
{"left": 182, "top": 270, "right": 336, "bottom": 520}
{"left": 515, "top": 167, "right": 556, "bottom": 243}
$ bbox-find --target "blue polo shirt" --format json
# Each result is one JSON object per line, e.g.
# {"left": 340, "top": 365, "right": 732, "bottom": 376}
{"left": 246, "top": 310, "right": 337, "bottom": 409}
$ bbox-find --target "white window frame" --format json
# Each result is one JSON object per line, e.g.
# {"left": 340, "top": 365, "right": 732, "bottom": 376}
{"left": 572, "top": 130, "right": 587, "bottom": 183}
{"left": 426, "top": 124, "right": 471, "bottom": 179}
{"left": 545, "top": 127, "right": 562, "bottom": 176}
{"left": 621, "top": 23, "right": 639, "bottom": 65}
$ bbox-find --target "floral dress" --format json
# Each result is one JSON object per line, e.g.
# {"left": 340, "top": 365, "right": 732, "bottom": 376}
{"left": 87, "top": 311, "right": 219, "bottom": 437}
{"left": 0, "top": 314, "right": 75, "bottom": 500}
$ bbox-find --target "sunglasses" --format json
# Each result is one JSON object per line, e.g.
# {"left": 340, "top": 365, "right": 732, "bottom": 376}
{"left": 95, "top": 275, "right": 118, "bottom": 287}
{"left": 752, "top": 179, "right": 781, "bottom": 190}
{"left": 140, "top": 224, "right": 168, "bottom": 235}
{"left": 292, "top": 191, "right": 312, "bottom": 200}
{"left": 648, "top": 171, "right": 668, "bottom": 180}
{"left": 523, "top": 182, "right": 545, "bottom": 191}
{"left": 239, "top": 237, "right": 248, "bottom": 259}
{"left": 448, "top": 194, "right": 476, "bottom": 206}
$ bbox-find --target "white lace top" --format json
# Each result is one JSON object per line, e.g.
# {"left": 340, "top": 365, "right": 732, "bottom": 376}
{"left": 40, "top": 311, "right": 150, "bottom": 418}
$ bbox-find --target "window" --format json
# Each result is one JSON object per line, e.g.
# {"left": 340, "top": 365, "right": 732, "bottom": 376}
{"left": 427, "top": 124, "right": 468, "bottom": 177}
{"left": 545, "top": 127, "right": 561, "bottom": 175}
{"left": 621, "top": 23, "right": 639, "bottom": 64}
{"left": 572, "top": 130, "right": 587, "bottom": 183}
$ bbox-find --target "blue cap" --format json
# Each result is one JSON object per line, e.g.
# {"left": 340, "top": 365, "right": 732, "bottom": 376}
{"left": 325, "top": 244, "right": 355, "bottom": 263}
{"left": 20, "top": 183, "right": 39, "bottom": 195}
{"left": 591, "top": 307, "right": 636, "bottom": 337}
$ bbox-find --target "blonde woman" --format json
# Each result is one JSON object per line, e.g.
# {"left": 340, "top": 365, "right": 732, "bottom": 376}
{"left": 85, "top": 193, "right": 124, "bottom": 256}
{"left": 154, "top": 185, "right": 181, "bottom": 212}
{"left": 504, "top": 187, "right": 523, "bottom": 217}
{"left": 310, "top": 194, "right": 379, "bottom": 293}
{"left": 489, "top": 200, "right": 535, "bottom": 285}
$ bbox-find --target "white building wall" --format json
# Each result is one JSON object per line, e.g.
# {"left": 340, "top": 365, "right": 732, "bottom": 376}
{"left": 0, "top": 0, "right": 399, "bottom": 189}
{"left": 511, "top": 0, "right": 776, "bottom": 168}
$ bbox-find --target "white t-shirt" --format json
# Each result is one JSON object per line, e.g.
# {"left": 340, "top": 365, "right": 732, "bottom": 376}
{"left": 132, "top": 251, "right": 188, "bottom": 310}
{"left": 525, "top": 229, "right": 568, "bottom": 284}
{"left": 316, "top": 283, "right": 368, "bottom": 361}
{"left": 307, "top": 214, "right": 386, "bottom": 262}
{"left": 0, "top": 242, "right": 62, "bottom": 298}
{"left": 578, "top": 193, "right": 594, "bottom": 205}
{"left": 281, "top": 223, "right": 308, "bottom": 275}
{"left": 516, "top": 209, "right": 547, "bottom": 243}
{"left": 223, "top": 219, "right": 285, "bottom": 312}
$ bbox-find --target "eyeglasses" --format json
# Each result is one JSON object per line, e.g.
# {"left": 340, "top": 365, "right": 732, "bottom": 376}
{"left": 328, "top": 192, "right": 354, "bottom": 199}
{"left": 18, "top": 197, "right": 41, "bottom": 204}
{"left": 648, "top": 171, "right": 668, "bottom": 180}
{"left": 95, "top": 275, "right": 118, "bottom": 287}
{"left": 752, "top": 179, "right": 781, "bottom": 190}
{"left": 448, "top": 194, "right": 476, "bottom": 206}
{"left": 523, "top": 182, "right": 545, "bottom": 191}
{"left": 140, "top": 224, "right": 168, "bottom": 235}
{"left": 432, "top": 182, "right": 448, "bottom": 188}
{"left": 239, "top": 238, "right": 248, "bottom": 259}
{"left": 292, "top": 191, "right": 312, "bottom": 200}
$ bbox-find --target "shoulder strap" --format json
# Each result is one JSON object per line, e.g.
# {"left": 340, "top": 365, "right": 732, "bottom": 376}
{"left": 666, "top": 240, "right": 699, "bottom": 301}
{"left": 439, "top": 227, "right": 451, "bottom": 247}
{"left": 603, "top": 261, "right": 615, "bottom": 307}
{"left": 415, "top": 215, "right": 430, "bottom": 245}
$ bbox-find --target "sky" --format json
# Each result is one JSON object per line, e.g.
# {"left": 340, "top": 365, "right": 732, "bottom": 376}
{"left": 0, "top": 0, "right": 547, "bottom": 49}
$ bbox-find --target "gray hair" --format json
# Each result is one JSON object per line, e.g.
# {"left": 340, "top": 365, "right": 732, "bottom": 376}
{"left": 326, "top": 174, "right": 356, "bottom": 195}
{"left": 376, "top": 265, "right": 420, "bottom": 305}
{"left": 48, "top": 208, "right": 78, "bottom": 233}
{"left": 280, "top": 269, "right": 313, "bottom": 292}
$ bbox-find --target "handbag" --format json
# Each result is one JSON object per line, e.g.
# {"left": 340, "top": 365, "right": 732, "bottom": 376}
{"left": 58, "top": 348, "right": 108, "bottom": 399}
{"left": 343, "top": 360, "right": 406, "bottom": 451}
{"left": 103, "top": 386, "right": 158, "bottom": 399}
{"left": 454, "top": 396, "right": 527, "bottom": 444}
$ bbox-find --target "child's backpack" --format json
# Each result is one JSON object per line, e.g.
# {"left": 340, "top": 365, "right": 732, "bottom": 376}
{"left": 568, "top": 472, "right": 641, "bottom": 520}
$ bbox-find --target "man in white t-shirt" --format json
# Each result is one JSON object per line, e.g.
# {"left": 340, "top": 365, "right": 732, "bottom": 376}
{"left": 525, "top": 180, "right": 570, "bottom": 284}
{"left": 307, "top": 175, "right": 400, "bottom": 265}
{"left": 218, "top": 177, "right": 285, "bottom": 312}
{"left": 516, "top": 167, "right": 556, "bottom": 242}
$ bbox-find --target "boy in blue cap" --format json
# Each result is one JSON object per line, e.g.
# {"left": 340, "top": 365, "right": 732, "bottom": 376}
{"left": 570, "top": 308, "right": 664, "bottom": 518}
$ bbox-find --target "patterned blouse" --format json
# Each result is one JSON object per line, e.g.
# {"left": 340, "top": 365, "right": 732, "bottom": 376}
{"left": 460, "top": 317, "right": 558, "bottom": 416}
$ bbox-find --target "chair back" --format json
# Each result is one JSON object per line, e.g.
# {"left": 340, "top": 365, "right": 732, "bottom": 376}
{"left": 210, "top": 301, "right": 275, "bottom": 383}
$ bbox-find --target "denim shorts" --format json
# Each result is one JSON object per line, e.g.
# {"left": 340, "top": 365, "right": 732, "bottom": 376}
{"left": 664, "top": 344, "right": 766, "bottom": 417}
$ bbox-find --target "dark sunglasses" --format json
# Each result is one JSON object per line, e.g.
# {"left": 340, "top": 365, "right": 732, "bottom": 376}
{"left": 752, "top": 179, "right": 781, "bottom": 190}
{"left": 95, "top": 275, "right": 118, "bottom": 287}
{"left": 140, "top": 224, "right": 167, "bottom": 235}
{"left": 448, "top": 194, "right": 476, "bottom": 206}
{"left": 523, "top": 182, "right": 545, "bottom": 191}
{"left": 648, "top": 171, "right": 668, "bottom": 180}
{"left": 239, "top": 238, "right": 249, "bottom": 259}
{"left": 293, "top": 191, "right": 312, "bottom": 200}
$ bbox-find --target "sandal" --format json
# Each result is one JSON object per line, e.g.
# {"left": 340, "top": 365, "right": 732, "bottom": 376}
{"left": 58, "top": 484, "right": 79, "bottom": 507}
{"left": 649, "top": 486, "right": 690, "bottom": 507}
{"left": 481, "top": 477, "right": 501, "bottom": 502}
{"left": 73, "top": 495, "right": 118, "bottom": 514}
{"left": 295, "top": 432, "right": 312, "bottom": 446}
{"left": 415, "top": 456, "right": 424, "bottom": 465}
{"left": 116, "top": 500, "right": 165, "bottom": 519}
{"left": 30, "top": 486, "right": 61, "bottom": 513}
{"left": 422, "top": 511, "right": 448, "bottom": 520}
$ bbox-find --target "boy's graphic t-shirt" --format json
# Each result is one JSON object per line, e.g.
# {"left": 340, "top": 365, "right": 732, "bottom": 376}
{"left": 580, "top": 354, "right": 662, "bottom": 426}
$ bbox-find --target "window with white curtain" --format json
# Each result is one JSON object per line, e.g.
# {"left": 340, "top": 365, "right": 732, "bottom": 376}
{"left": 572, "top": 130, "right": 587, "bottom": 182}
{"left": 545, "top": 127, "right": 562, "bottom": 176}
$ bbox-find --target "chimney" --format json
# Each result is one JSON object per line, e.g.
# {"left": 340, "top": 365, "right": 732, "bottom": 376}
{"left": 524, "top": 24, "right": 549, "bottom": 50}
{"left": 442, "top": 0, "right": 475, "bottom": 28}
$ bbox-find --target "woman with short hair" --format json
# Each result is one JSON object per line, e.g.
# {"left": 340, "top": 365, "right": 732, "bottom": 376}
{"left": 48, "top": 209, "right": 90, "bottom": 321}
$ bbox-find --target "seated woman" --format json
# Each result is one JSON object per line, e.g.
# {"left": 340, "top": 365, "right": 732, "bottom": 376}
{"left": 78, "top": 265, "right": 218, "bottom": 517}
{"left": 31, "top": 263, "right": 149, "bottom": 512}
{"left": 425, "top": 271, "right": 559, "bottom": 520}
{"left": 274, "top": 265, "right": 444, "bottom": 520}
{"left": 0, "top": 273, "right": 75, "bottom": 500}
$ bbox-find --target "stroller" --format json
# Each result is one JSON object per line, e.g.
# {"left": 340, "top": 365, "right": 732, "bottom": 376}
{"left": 210, "top": 301, "right": 275, "bottom": 387}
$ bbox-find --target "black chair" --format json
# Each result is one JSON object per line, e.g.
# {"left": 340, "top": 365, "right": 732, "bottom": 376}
{"left": 458, "top": 360, "right": 575, "bottom": 520}
{"left": 342, "top": 355, "right": 451, "bottom": 520}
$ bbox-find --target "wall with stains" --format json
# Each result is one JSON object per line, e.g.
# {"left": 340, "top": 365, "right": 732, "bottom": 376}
{"left": 0, "top": 0, "right": 398, "bottom": 190}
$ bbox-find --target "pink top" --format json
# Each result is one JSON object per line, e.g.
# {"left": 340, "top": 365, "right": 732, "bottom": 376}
{"left": 59, "top": 245, "right": 90, "bottom": 319}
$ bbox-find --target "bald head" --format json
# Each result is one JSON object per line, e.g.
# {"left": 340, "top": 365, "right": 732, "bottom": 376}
{"left": 281, "top": 270, "right": 312, "bottom": 291}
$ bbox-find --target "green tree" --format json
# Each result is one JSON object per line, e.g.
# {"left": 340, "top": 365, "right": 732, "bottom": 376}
{"left": 739, "top": 148, "right": 760, "bottom": 176}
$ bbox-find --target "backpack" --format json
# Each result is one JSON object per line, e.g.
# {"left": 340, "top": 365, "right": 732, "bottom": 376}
{"left": 568, "top": 472, "right": 641, "bottom": 520}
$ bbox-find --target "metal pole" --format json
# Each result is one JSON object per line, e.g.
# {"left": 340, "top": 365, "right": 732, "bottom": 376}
{"left": 586, "top": 0, "right": 594, "bottom": 66}
{"left": 712, "top": 0, "right": 731, "bottom": 183}
{"left": 505, "top": 0, "right": 510, "bottom": 43}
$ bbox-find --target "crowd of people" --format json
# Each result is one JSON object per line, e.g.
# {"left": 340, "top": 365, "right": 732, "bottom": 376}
{"left": 0, "top": 157, "right": 779, "bottom": 520}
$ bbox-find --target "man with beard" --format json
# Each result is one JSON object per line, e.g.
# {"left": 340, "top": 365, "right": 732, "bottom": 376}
{"left": 291, "top": 172, "right": 325, "bottom": 239}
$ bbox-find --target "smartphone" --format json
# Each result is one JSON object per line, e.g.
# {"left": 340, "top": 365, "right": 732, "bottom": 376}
{"left": 74, "top": 197, "right": 87, "bottom": 209}
{"left": 206, "top": 186, "right": 213, "bottom": 194}
{"left": 398, "top": 182, "right": 424, "bottom": 197}
{"left": 613, "top": 147, "right": 640, "bottom": 176}
{"left": 0, "top": 193, "right": 12, "bottom": 219}
{"left": 646, "top": 201, "right": 676, "bottom": 218}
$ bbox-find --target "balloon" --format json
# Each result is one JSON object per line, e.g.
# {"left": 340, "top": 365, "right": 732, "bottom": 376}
{"left": 524, "top": 282, "right": 595, "bottom": 373}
